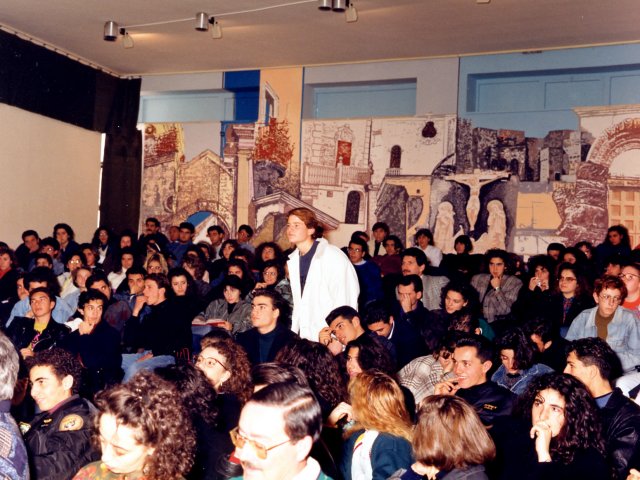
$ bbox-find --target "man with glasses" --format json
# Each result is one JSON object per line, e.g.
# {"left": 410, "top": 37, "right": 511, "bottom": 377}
{"left": 347, "top": 236, "right": 383, "bottom": 311}
{"left": 566, "top": 275, "right": 640, "bottom": 373}
{"left": 236, "top": 289, "right": 296, "bottom": 365}
{"left": 620, "top": 263, "right": 640, "bottom": 317}
{"left": 230, "top": 382, "right": 331, "bottom": 480}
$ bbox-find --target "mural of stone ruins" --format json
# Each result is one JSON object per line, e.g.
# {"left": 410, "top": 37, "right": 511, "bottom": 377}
{"left": 140, "top": 106, "right": 640, "bottom": 257}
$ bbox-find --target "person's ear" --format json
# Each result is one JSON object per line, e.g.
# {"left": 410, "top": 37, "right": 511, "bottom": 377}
{"left": 481, "top": 360, "right": 492, "bottom": 374}
{"left": 352, "top": 316, "right": 361, "bottom": 329}
{"left": 416, "top": 291, "right": 423, "bottom": 300}
{"left": 294, "top": 435, "right": 313, "bottom": 462}
{"left": 62, "top": 374, "right": 74, "bottom": 391}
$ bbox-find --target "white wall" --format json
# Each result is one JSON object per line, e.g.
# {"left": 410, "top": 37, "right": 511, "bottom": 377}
{"left": 0, "top": 103, "right": 102, "bottom": 247}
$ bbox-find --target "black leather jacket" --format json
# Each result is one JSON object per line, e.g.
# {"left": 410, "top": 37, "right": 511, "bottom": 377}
{"left": 600, "top": 388, "right": 640, "bottom": 480}
{"left": 24, "top": 395, "right": 99, "bottom": 480}
{"left": 457, "top": 381, "right": 515, "bottom": 427}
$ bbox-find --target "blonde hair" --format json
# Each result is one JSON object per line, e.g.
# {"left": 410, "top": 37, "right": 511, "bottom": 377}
{"left": 413, "top": 395, "right": 495, "bottom": 471}
{"left": 144, "top": 252, "right": 169, "bottom": 275}
{"left": 347, "top": 370, "right": 412, "bottom": 441}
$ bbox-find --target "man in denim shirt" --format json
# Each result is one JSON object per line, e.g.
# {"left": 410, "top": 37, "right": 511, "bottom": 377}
{"left": 566, "top": 275, "right": 640, "bottom": 374}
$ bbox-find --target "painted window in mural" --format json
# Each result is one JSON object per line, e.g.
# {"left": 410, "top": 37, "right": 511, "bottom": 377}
{"left": 390, "top": 145, "right": 402, "bottom": 169}
{"left": 345, "top": 191, "right": 361, "bottom": 224}
{"left": 336, "top": 140, "right": 352, "bottom": 165}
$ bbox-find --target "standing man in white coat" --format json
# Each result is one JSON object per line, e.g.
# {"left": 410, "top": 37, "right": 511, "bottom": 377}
{"left": 286, "top": 208, "right": 359, "bottom": 340}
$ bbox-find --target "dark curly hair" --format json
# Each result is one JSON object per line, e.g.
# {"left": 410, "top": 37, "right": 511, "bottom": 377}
{"left": 440, "top": 280, "right": 481, "bottom": 316}
{"left": 255, "top": 242, "right": 285, "bottom": 270}
{"left": 155, "top": 363, "right": 219, "bottom": 427}
{"left": 93, "top": 371, "right": 196, "bottom": 479}
{"left": 345, "top": 334, "right": 395, "bottom": 375}
{"left": 555, "top": 262, "right": 592, "bottom": 297}
{"left": 515, "top": 373, "right": 605, "bottom": 464}
{"left": 208, "top": 338, "right": 253, "bottom": 404}
{"left": 495, "top": 327, "right": 535, "bottom": 371}
{"left": 275, "top": 339, "right": 348, "bottom": 412}
{"left": 27, "top": 348, "right": 82, "bottom": 394}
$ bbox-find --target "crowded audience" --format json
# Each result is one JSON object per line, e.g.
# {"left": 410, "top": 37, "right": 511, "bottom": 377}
{"left": 0, "top": 214, "right": 639, "bottom": 480}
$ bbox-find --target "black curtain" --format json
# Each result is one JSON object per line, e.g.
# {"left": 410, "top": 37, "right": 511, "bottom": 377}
{"left": 0, "top": 29, "right": 142, "bottom": 233}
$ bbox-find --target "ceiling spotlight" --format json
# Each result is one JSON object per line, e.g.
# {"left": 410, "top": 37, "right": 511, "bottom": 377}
{"left": 195, "top": 12, "right": 209, "bottom": 31}
{"left": 210, "top": 18, "right": 223, "bottom": 39}
{"left": 103, "top": 21, "right": 119, "bottom": 41}
{"left": 332, "top": 0, "right": 347, "bottom": 12}
{"left": 122, "top": 30, "right": 134, "bottom": 49}
{"left": 346, "top": 2, "right": 358, "bottom": 22}
{"left": 318, "top": 0, "right": 332, "bottom": 10}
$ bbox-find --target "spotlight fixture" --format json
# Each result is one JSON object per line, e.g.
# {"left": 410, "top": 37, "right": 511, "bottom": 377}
{"left": 103, "top": 21, "right": 119, "bottom": 41}
{"left": 345, "top": 2, "right": 358, "bottom": 22}
{"left": 332, "top": 0, "right": 347, "bottom": 12}
{"left": 195, "top": 12, "right": 209, "bottom": 31}
{"left": 318, "top": 0, "right": 332, "bottom": 10}
{"left": 210, "top": 18, "right": 222, "bottom": 39}
{"left": 121, "top": 29, "right": 134, "bottom": 49}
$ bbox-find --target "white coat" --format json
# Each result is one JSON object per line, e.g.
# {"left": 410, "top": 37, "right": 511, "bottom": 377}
{"left": 287, "top": 238, "right": 360, "bottom": 341}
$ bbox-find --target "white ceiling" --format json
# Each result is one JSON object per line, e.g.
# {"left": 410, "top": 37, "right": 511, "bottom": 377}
{"left": 1, "top": 0, "right": 639, "bottom": 77}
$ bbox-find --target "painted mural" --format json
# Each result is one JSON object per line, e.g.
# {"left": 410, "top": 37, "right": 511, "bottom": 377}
{"left": 140, "top": 75, "right": 640, "bottom": 259}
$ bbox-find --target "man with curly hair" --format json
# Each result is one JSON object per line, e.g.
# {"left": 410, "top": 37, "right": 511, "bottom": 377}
{"left": 23, "top": 348, "right": 99, "bottom": 480}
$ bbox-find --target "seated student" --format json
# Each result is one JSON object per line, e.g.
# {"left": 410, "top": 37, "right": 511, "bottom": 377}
{"left": 566, "top": 275, "right": 640, "bottom": 374}
{"left": 332, "top": 370, "right": 413, "bottom": 480}
{"left": 122, "top": 273, "right": 192, "bottom": 381}
{"left": 620, "top": 262, "right": 640, "bottom": 318}
{"left": 435, "top": 334, "right": 514, "bottom": 427}
{"left": 489, "top": 373, "right": 608, "bottom": 480}
{"left": 31, "top": 237, "right": 64, "bottom": 276}
{"left": 394, "top": 274, "right": 448, "bottom": 353}
{"left": 400, "top": 248, "right": 448, "bottom": 311}
{"left": 7, "top": 267, "right": 74, "bottom": 327}
{"left": 318, "top": 305, "right": 395, "bottom": 360}
{"left": 348, "top": 236, "right": 384, "bottom": 311}
{"left": 398, "top": 333, "right": 458, "bottom": 407}
{"left": 236, "top": 289, "right": 297, "bottom": 365}
{"left": 369, "top": 222, "right": 390, "bottom": 258}
{"left": 23, "top": 348, "right": 99, "bottom": 479}
{"left": 546, "top": 242, "right": 566, "bottom": 263}
{"left": 470, "top": 249, "right": 522, "bottom": 330}
{"left": 6, "top": 287, "right": 69, "bottom": 361}
{"left": 547, "top": 262, "right": 595, "bottom": 337}
{"left": 193, "top": 275, "right": 252, "bottom": 337}
{"left": 86, "top": 270, "right": 131, "bottom": 335}
{"left": 364, "top": 300, "right": 426, "bottom": 369}
{"left": 565, "top": 337, "right": 640, "bottom": 480}
{"left": 389, "top": 395, "right": 496, "bottom": 480}
{"left": 491, "top": 328, "right": 554, "bottom": 396}
{"left": 0, "top": 331, "right": 29, "bottom": 479}
{"left": 523, "top": 316, "right": 569, "bottom": 372}
{"left": 58, "top": 290, "right": 122, "bottom": 399}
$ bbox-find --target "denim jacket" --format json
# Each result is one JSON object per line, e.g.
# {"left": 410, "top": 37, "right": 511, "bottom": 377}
{"left": 566, "top": 306, "right": 640, "bottom": 371}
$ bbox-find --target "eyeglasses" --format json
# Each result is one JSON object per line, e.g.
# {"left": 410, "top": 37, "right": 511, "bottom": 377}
{"left": 558, "top": 276, "right": 576, "bottom": 282}
{"left": 229, "top": 427, "right": 292, "bottom": 459}
{"left": 347, "top": 247, "right": 362, "bottom": 253}
{"left": 194, "top": 355, "right": 228, "bottom": 371}
{"left": 619, "top": 273, "right": 640, "bottom": 281}
{"left": 599, "top": 294, "right": 621, "bottom": 304}
{"left": 263, "top": 271, "right": 278, "bottom": 277}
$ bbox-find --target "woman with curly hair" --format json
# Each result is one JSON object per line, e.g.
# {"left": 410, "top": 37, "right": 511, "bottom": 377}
{"left": 546, "top": 262, "right": 595, "bottom": 337}
{"left": 254, "top": 242, "right": 285, "bottom": 272}
{"left": 156, "top": 364, "right": 232, "bottom": 480}
{"left": 490, "top": 372, "right": 608, "bottom": 480}
{"left": 275, "top": 338, "right": 348, "bottom": 419}
{"left": 72, "top": 370, "right": 195, "bottom": 480}
{"left": 195, "top": 337, "right": 252, "bottom": 434}
{"left": 336, "top": 370, "right": 413, "bottom": 480}
{"left": 491, "top": 327, "right": 553, "bottom": 395}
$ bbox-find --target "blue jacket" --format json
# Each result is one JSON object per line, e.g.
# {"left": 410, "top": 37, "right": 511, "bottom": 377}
{"left": 491, "top": 363, "right": 554, "bottom": 396}
{"left": 566, "top": 306, "right": 640, "bottom": 371}
{"left": 341, "top": 430, "right": 412, "bottom": 480}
